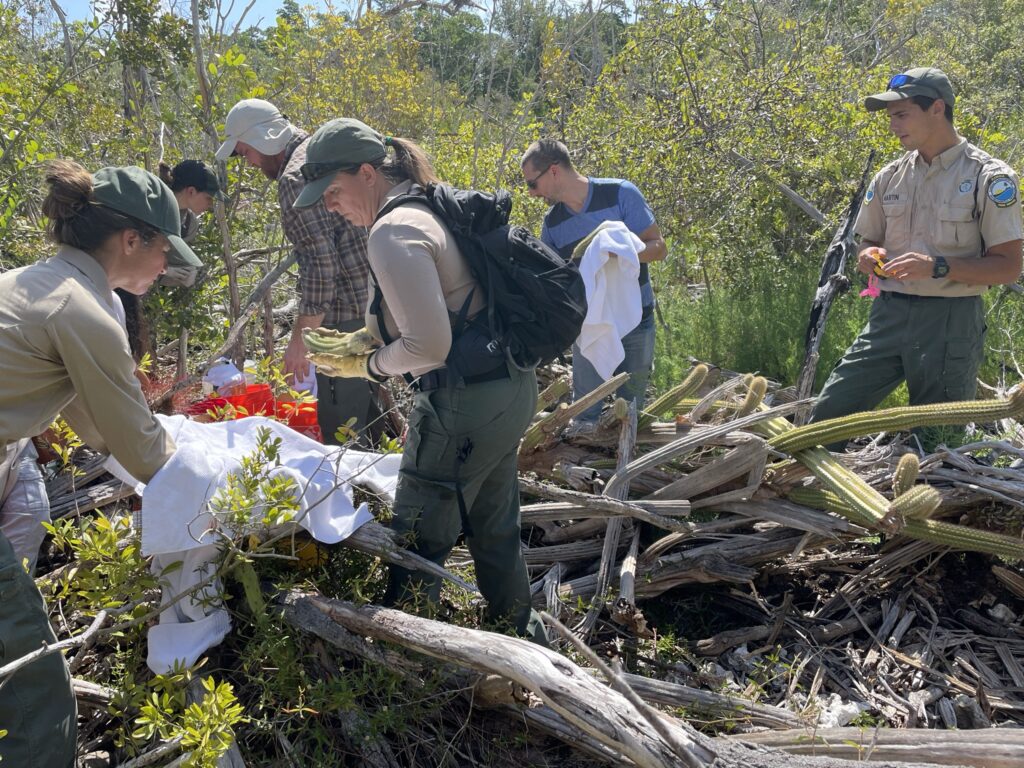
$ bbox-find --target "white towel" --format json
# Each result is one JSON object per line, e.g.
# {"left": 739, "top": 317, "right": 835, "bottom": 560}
{"left": 107, "top": 414, "right": 402, "bottom": 672}
{"left": 576, "top": 222, "right": 644, "bottom": 380}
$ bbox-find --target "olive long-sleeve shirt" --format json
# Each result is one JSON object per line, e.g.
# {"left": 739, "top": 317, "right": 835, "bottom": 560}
{"left": 0, "top": 246, "right": 175, "bottom": 483}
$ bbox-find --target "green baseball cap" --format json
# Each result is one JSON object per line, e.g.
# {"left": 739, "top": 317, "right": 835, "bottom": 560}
{"left": 864, "top": 67, "right": 956, "bottom": 112}
{"left": 294, "top": 118, "right": 387, "bottom": 208}
{"left": 92, "top": 166, "right": 203, "bottom": 268}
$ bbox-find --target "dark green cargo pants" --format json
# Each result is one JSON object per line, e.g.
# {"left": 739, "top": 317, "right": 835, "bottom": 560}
{"left": 383, "top": 364, "right": 547, "bottom": 644}
{"left": 315, "top": 318, "right": 382, "bottom": 447}
{"left": 811, "top": 291, "right": 986, "bottom": 451}
{"left": 0, "top": 531, "right": 76, "bottom": 767}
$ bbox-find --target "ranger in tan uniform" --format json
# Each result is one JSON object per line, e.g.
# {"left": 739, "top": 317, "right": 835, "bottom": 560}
{"left": 0, "top": 161, "right": 198, "bottom": 767}
{"left": 811, "top": 68, "right": 1023, "bottom": 449}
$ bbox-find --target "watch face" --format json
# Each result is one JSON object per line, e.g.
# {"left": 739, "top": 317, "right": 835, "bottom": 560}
{"left": 934, "top": 257, "right": 950, "bottom": 278}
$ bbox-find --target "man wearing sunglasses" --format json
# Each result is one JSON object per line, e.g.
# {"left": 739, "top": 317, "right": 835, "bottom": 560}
{"left": 811, "top": 67, "right": 1022, "bottom": 451}
{"left": 521, "top": 138, "right": 667, "bottom": 435}
{"left": 217, "top": 99, "right": 378, "bottom": 444}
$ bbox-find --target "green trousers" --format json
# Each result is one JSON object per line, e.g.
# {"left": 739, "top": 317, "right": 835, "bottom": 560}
{"left": 316, "top": 318, "right": 382, "bottom": 447}
{"left": 811, "top": 291, "right": 986, "bottom": 450}
{"left": 384, "top": 365, "right": 547, "bottom": 644}
{"left": 0, "top": 531, "right": 76, "bottom": 767}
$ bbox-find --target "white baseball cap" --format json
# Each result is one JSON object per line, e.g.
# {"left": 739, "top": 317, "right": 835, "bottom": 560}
{"left": 216, "top": 99, "right": 296, "bottom": 161}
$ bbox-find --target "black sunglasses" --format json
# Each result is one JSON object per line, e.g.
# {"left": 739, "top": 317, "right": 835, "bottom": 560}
{"left": 300, "top": 160, "right": 357, "bottom": 183}
{"left": 525, "top": 163, "right": 554, "bottom": 190}
{"left": 887, "top": 73, "right": 940, "bottom": 97}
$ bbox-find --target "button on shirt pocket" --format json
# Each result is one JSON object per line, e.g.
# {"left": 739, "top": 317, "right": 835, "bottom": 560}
{"left": 938, "top": 204, "right": 980, "bottom": 255}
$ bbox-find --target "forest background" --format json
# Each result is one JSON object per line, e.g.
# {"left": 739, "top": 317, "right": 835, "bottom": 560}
{"left": 2, "top": 0, "right": 1024, "bottom": 398}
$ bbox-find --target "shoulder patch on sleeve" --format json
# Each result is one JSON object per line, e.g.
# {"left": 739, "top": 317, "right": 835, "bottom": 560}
{"left": 988, "top": 174, "right": 1018, "bottom": 208}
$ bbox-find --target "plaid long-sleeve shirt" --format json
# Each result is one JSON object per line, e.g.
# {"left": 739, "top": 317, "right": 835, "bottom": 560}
{"left": 277, "top": 131, "right": 369, "bottom": 327}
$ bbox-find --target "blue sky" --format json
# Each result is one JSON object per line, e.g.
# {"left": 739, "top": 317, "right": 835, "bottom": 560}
{"left": 53, "top": 0, "right": 333, "bottom": 28}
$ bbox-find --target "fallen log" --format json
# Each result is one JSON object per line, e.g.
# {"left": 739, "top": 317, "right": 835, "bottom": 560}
{"left": 292, "top": 591, "right": 716, "bottom": 767}
{"left": 732, "top": 726, "right": 1024, "bottom": 768}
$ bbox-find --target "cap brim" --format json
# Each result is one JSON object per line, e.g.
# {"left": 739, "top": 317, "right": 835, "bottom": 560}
{"left": 294, "top": 173, "right": 334, "bottom": 208}
{"left": 166, "top": 234, "right": 203, "bottom": 268}
{"left": 864, "top": 91, "right": 911, "bottom": 111}
{"left": 215, "top": 138, "right": 237, "bottom": 161}
{"left": 212, "top": 188, "right": 227, "bottom": 202}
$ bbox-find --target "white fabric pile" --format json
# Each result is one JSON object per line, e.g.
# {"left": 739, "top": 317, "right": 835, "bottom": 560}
{"left": 105, "top": 415, "right": 401, "bottom": 672}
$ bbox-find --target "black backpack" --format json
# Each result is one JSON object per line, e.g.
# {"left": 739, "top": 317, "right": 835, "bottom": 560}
{"left": 374, "top": 183, "right": 587, "bottom": 371}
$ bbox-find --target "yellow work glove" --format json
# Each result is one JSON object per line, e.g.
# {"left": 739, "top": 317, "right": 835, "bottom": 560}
{"left": 302, "top": 326, "right": 378, "bottom": 357}
{"left": 306, "top": 351, "right": 379, "bottom": 380}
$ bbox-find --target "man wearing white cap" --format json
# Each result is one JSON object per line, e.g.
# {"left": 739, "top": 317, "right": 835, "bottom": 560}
{"left": 217, "top": 99, "right": 377, "bottom": 444}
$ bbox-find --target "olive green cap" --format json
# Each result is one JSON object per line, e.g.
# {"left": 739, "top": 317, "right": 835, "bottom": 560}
{"left": 294, "top": 118, "right": 387, "bottom": 208}
{"left": 864, "top": 67, "right": 956, "bottom": 112}
{"left": 92, "top": 166, "right": 202, "bottom": 269}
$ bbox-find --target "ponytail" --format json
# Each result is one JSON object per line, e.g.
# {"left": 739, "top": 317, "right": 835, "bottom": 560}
{"left": 376, "top": 137, "right": 440, "bottom": 187}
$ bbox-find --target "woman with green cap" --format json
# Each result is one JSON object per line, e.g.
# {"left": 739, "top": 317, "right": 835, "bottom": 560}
{"left": 296, "top": 119, "right": 546, "bottom": 644}
{"left": 0, "top": 159, "right": 201, "bottom": 766}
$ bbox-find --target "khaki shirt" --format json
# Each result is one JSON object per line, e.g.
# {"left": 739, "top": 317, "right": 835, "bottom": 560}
{"left": 365, "top": 180, "right": 485, "bottom": 378}
{"left": 856, "top": 138, "right": 1022, "bottom": 297}
{"left": 0, "top": 246, "right": 175, "bottom": 483}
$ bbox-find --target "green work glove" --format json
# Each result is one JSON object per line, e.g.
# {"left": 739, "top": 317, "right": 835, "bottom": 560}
{"left": 307, "top": 351, "right": 380, "bottom": 380}
{"left": 302, "top": 326, "right": 378, "bottom": 356}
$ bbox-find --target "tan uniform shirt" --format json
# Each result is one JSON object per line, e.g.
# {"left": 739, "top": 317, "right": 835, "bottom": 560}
{"left": 365, "top": 180, "right": 485, "bottom": 378}
{"left": 0, "top": 246, "right": 175, "bottom": 483}
{"left": 856, "top": 138, "right": 1022, "bottom": 297}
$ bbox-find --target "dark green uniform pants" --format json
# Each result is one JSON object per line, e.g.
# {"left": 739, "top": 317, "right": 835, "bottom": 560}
{"left": 316, "top": 318, "right": 381, "bottom": 447}
{"left": 0, "top": 531, "right": 76, "bottom": 767}
{"left": 811, "top": 291, "right": 986, "bottom": 450}
{"left": 384, "top": 365, "right": 547, "bottom": 644}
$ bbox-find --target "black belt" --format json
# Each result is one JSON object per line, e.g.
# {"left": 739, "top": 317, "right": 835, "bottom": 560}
{"left": 641, "top": 303, "right": 655, "bottom": 320}
{"left": 882, "top": 291, "right": 975, "bottom": 302}
{"left": 411, "top": 364, "right": 509, "bottom": 392}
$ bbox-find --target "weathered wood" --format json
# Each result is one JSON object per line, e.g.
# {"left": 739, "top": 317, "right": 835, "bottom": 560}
{"left": 520, "top": 373, "right": 630, "bottom": 454}
{"left": 794, "top": 152, "right": 875, "bottom": 416}
{"left": 578, "top": 401, "right": 638, "bottom": 638}
{"left": 731, "top": 726, "right": 1024, "bottom": 768}
{"left": 296, "top": 592, "right": 716, "bottom": 768}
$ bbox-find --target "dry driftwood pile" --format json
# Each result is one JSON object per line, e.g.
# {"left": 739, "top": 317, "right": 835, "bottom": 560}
{"left": 37, "top": 363, "right": 1024, "bottom": 767}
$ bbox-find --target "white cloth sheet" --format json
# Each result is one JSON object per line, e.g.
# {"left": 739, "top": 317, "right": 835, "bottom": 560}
{"left": 576, "top": 222, "right": 644, "bottom": 379}
{"left": 106, "top": 415, "right": 401, "bottom": 672}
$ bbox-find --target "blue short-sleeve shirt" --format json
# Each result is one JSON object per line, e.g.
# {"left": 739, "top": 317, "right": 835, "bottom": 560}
{"left": 541, "top": 178, "right": 657, "bottom": 305}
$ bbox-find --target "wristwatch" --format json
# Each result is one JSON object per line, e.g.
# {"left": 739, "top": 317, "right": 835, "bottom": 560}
{"left": 932, "top": 256, "right": 950, "bottom": 279}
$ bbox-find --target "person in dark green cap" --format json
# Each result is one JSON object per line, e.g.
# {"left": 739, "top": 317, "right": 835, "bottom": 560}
{"left": 0, "top": 160, "right": 198, "bottom": 766}
{"left": 297, "top": 118, "right": 548, "bottom": 645}
{"left": 811, "top": 67, "right": 1023, "bottom": 451}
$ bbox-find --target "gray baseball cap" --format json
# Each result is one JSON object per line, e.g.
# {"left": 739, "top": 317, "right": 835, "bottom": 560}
{"left": 92, "top": 166, "right": 202, "bottom": 269}
{"left": 216, "top": 99, "right": 296, "bottom": 161}
{"left": 864, "top": 67, "right": 955, "bottom": 112}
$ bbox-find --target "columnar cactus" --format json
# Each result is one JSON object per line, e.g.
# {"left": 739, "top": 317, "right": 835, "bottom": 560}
{"left": 767, "top": 389, "right": 1024, "bottom": 455}
{"left": 736, "top": 376, "right": 768, "bottom": 418}
{"left": 892, "top": 453, "right": 920, "bottom": 496}
{"left": 788, "top": 486, "right": 1024, "bottom": 560}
